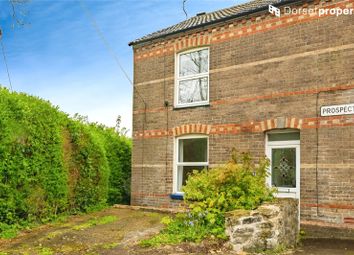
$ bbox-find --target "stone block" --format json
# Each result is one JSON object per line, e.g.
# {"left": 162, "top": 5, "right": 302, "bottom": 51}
{"left": 225, "top": 198, "right": 299, "bottom": 252}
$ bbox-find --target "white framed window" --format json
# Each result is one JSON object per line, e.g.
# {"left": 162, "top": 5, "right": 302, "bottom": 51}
{"left": 174, "top": 135, "right": 208, "bottom": 193}
{"left": 265, "top": 130, "right": 300, "bottom": 199}
{"left": 175, "top": 48, "right": 209, "bottom": 108}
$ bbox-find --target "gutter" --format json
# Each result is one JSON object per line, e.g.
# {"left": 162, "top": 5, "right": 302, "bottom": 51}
{"left": 128, "top": 0, "right": 305, "bottom": 46}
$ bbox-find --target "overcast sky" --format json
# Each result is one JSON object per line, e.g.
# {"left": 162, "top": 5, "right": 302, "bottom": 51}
{"left": 0, "top": 0, "right": 247, "bottom": 135}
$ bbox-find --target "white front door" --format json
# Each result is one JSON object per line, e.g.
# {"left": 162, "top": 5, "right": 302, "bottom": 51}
{"left": 266, "top": 131, "right": 300, "bottom": 199}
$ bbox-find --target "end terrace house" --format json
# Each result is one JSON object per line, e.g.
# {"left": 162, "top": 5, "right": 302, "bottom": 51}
{"left": 129, "top": 0, "right": 354, "bottom": 236}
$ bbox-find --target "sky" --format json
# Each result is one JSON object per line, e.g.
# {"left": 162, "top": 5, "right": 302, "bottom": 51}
{"left": 0, "top": 0, "right": 247, "bottom": 135}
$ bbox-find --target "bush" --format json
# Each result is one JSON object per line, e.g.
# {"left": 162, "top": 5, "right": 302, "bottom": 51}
{"left": 65, "top": 120, "right": 110, "bottom": 212}
{"left": 0, "top": 87, "right": 131, "bottom": 238}
{"left": 141, "top": 150, "right": 274, "bottom": 247}
{"left": 89, "top": 125, "right": 131, "bottom": 205}
{"left": 0, "top": 88, "right": 68, "bottom": 227}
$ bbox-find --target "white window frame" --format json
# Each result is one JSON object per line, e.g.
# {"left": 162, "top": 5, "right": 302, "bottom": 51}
{"left": 175, "top": 47, "right": 210, "bottom": 108}
{"left": 173, "top": 135, "right": 209, "bottom": 194}
{"left": 265, "top": 130, "right": 300, "bottom": 199}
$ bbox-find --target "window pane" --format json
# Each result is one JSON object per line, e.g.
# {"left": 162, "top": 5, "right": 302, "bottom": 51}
{"left": 178, "top": 138, "right": 207, "bottom": 162}
{"left": 268, "top": 132, "right": 300, "bottom": 142}
{"left": 271, "top": 148, "right": 296, "bottom": 188}
{"left": 179, "top": 49, "right": 208, "bottom": 77}
{"left": 178, "top": 77, "right": 208, "bottom": 104}
{"left": 177, "top": 165, "right": 205, "bottom": 191}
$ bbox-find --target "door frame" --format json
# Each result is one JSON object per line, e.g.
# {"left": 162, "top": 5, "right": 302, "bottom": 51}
{"left": 265, "top": 131, "right": 300, "bottom": 199}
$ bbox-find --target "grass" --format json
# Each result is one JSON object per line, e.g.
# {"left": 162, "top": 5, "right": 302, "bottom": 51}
{"left": 0, "top": 214, "right": 69, "bottom": 240}
{"left": 140, "top": 233, "right": 182, "bottom": 247}
{"left": 37, "top": 247, "right": 54, "bottom": 255}
{"left": 101, "top": 242, "right": 120, "bottom": 249}
{"left": 0, "top": 222, "right": 25, "bottom": 239}
{"left": 0, "top": 228, "right": 18, "bottom": 239}
{"left": 72, "top": 215, "right": 118, "bottom": 231}
{"left": 45, "top": 231, "right": 63, "bottom": 240}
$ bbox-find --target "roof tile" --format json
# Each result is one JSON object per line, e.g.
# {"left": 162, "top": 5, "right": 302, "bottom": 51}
{"left": 129, "top": 0, "right": 285, "bottom": 45}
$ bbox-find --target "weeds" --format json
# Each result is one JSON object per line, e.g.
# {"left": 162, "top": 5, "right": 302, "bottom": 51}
{"left": 72, "top": 215, "right": 118, "bottom": 230}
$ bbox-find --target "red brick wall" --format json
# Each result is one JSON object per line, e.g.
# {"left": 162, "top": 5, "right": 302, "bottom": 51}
{"left": 131, "top": 0, "right": 354, "bottom": 230}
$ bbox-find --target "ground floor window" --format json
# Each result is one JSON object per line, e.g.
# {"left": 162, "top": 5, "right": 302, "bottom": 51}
{"left": 174, "top": 135, "right": 208, "bottom": 193}
{"left": 266, "top": 130, "right": 300, "bottom": 198}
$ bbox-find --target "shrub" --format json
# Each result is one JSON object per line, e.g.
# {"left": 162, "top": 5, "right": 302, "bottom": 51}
{"left": 65, "top": 120, "right": 110, "bottom": 212}
{"left": 0, "top": 88, "right": 68, "bottom": 226}
{"left": 141, "top": 150, "right": 274, "bottom": 247}
{"left": 0, "top": 87, "right": 131, "bottom": 238}
{"left": 88, "top": 125, "right": 132, "bottom": 205}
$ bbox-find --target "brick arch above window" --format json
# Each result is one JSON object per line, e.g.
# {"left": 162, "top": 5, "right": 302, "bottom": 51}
{"left": 173, "top": 124, "right": 211, "bottom": 137}
{"left": 260, "top": 117, "right": 303, "bottom": 132}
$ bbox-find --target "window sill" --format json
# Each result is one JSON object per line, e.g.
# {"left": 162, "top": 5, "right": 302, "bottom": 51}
{"left": 173, "top": 104, "right": 210, "bottom": 111}
{"left": 170, "top": 193, "right": 184, "bottom": 200}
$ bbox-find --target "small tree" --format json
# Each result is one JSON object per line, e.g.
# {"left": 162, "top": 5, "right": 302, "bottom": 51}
{"left": 115, "top": 115, "right": 129, "bottom": 136}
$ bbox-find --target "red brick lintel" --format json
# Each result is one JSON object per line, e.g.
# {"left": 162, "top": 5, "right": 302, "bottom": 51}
{"left": 133, "top": 115, "right": 354, "bottom": 139}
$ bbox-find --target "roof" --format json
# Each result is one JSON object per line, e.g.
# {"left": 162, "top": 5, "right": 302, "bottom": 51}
{"left": 129, "top": 0, "right": 292, "bottom": 46}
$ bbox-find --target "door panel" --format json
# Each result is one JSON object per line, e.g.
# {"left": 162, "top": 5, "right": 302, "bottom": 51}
{"left": 271, "top": 148, "right": 296, "bottom": 188}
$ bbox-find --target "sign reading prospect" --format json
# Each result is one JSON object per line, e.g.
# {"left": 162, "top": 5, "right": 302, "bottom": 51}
{"left": 321, "top": 103, "right": 354, "bottom": 117}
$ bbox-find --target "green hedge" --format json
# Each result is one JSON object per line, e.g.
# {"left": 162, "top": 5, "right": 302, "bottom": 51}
{"left": 0, "top": 87, "right": 131, "bottom": 237}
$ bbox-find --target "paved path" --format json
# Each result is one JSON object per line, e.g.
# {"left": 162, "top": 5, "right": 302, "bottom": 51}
{"left": 1, "top": 208, "right": 354, "bottom": 255}
{"left": 294, "top": 238, "right": 354, "bottom": 255}
{"left": 0, "top": 207, "right": 166, "bottom": 255}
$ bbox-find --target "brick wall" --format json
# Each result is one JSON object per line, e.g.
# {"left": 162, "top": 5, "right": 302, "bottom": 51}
{"left": 131, "top": 0, "right": 354, "bottom": 231}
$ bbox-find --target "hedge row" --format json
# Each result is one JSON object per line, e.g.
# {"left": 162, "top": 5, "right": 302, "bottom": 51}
{"left": 0, "top": 87, "right": 131, "bottom": 236}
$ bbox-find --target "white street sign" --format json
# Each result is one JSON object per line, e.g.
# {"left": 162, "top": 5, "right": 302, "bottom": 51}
{"left": 320, "top": 103, "right": 354, "bottom": 117}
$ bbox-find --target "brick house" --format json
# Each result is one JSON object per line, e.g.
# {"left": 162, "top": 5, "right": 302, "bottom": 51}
{"left": 129, "top": 0, "right": 354, "bottom": 237}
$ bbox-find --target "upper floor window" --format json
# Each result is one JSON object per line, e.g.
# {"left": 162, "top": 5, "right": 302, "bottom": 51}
{"left": 175, "top": 48, "right": 209, "bottom": 107}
